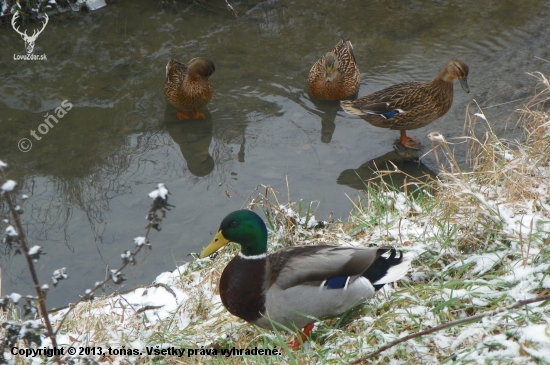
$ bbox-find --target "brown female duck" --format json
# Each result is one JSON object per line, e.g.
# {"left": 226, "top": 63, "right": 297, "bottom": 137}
{"left": 340, "top": 59, "right": 469, "bottom": 149}
{"left": 164, "top": 57, "right": 215, "bottom": 120}
{"left": 307, "top": 38, "right": 360, "bottom": 100}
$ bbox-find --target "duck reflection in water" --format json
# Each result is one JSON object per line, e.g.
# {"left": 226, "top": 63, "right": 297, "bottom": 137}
{"left": 337, "top": 148, "right": 435, "bottom": 194}
{"left": 303, "top": 97, "right": 355, "bottom": 144}
{"left": 164, "top": 111, "right": 214, "bottom": 177}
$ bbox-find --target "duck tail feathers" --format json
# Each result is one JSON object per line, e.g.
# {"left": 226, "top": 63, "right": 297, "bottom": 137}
{"left": 340, "top": 100, "right": 363, "bottom": 116}
{"left": 372, "top": 258, "right": 410, "bottom": 285}
{"left": 362, "top": 248, "right": 410, "bottom": 289}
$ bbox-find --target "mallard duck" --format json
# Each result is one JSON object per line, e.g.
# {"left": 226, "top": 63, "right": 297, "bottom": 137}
{"left": 199, "top": 210, "right": 410, "bottom": 348}
{"left": 164, "top": 57, "right": 215, "bottom": 120}
{"left": 307, "top": 38, "right": 360, "bottom": 100}
{"left": 340, "top": 59, "right": 469, "bottom": 149}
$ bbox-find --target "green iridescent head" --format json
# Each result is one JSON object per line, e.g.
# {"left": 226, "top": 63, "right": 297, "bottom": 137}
{"left": 200, "top": 210, "right": 268, "bottom": 258}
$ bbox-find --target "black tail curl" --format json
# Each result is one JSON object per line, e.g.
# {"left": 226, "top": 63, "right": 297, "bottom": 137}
{"left": 362, "top": 248, "right": 404, "bottom": 291}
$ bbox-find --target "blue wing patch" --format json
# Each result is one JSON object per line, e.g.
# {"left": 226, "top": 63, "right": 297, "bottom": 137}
{"left": 325, "top": 276, "right": 350, "bottom": 289}
{"left": 381, "top": 110, "right": 402, "bottom": 119}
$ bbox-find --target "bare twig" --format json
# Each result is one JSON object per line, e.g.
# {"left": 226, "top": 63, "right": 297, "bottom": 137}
{"left": 351, "top": 293, "right": 550, "bottom": 364}
{"left": 0, "top": 166, "right": 171, "bottom": 363}
{"left": 1, "top": 180, "right": 61, "bottom": 364}
{"left": 225, "top": 0, "right": 238, "bottom": 16}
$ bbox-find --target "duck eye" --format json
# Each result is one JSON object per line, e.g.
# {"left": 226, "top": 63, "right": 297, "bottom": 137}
{"left": 230, "top": 221, "right": 239, "bottom": 228}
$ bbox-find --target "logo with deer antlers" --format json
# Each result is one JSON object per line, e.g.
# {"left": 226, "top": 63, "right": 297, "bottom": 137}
{"left": 12, "top": 12, "right": 48, "bottom": 54}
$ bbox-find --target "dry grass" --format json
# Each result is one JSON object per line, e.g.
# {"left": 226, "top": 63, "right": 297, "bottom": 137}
{"left": 420, "top": 72, "right": 550, "bottom": 254}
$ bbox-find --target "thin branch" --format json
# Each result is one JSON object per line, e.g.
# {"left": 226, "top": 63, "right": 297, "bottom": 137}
{"left": 1, "top": 188, "right": 61, "bottom": 365}
{"left": 225, "top": 0, "right": 238, "bottom": 16}
{"left": 351, "top": 293, "right": 550, "bottom": 364}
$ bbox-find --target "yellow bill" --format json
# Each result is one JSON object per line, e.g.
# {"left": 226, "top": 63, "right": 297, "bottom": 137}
{"left": 199, "top": 231, "right": 230, "bottom": 258}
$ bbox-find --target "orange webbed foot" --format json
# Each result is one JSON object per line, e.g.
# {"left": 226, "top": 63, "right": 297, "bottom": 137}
{"left": 192, "top": 110, "right": 207, "bottom": 120}
{"left": 399, "top": 131, "right": 420, "bottom": 150}
{"left": 285, "top": 323, "right": 315, "bottom": 349}
{"left": 176, "top": 110, "right": 191, "bottom": 120}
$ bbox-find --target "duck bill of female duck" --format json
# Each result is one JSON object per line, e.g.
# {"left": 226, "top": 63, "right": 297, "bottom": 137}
{"left": 199, "top": 231, "right": 229, "bottom": 258}
{"left": 459, "top": 77, "right": 470, "bottom": 93}
{"left": 324, "top": 66, "right": 334, "bottom": 83}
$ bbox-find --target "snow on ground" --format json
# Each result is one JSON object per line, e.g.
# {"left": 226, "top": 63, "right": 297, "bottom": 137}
{"left": 33, "top": 175, "right": 549, "bottom": 363}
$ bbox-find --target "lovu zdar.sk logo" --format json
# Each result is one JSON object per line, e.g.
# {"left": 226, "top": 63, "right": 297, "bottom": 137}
{"left": 12, "top": 12, "right": 48, "bottom": 61}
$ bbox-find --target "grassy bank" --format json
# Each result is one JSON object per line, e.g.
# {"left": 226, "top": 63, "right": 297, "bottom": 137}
{"left": 4, "top": 73, "right": 550, "bottom": 364}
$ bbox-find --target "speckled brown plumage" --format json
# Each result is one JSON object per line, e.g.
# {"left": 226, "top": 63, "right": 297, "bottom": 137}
{"left": 308, "top": 38, "right": 360, "bottom": 100}
{"left": 164, "top": 57, "right": 215, "bottom": 120}
{"left": 340, "top": 59, "right": 469, "bottom": 149}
